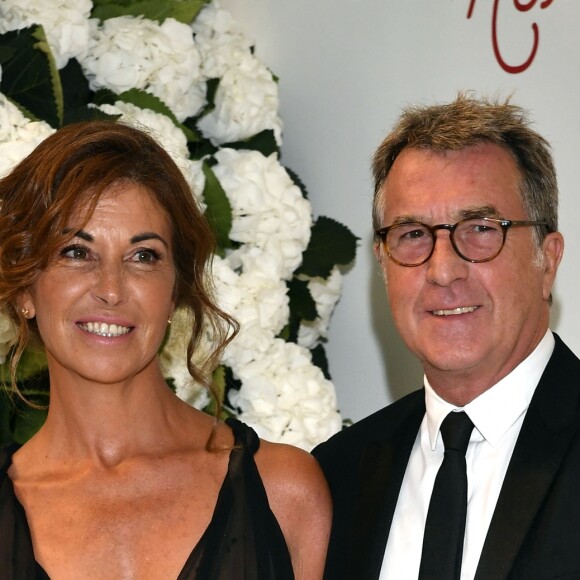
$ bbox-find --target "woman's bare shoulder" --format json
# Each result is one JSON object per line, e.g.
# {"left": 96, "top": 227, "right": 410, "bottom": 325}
{"left": 255, "top": 439, "right": 331, "bottom": 579}
{"left": 255, "top": 439, "right": 329, "bottom": 497}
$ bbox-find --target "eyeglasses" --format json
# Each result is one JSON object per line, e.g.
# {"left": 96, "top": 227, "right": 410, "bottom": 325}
{"left": 375, "top": 217, "right": 548, "bottom": 267}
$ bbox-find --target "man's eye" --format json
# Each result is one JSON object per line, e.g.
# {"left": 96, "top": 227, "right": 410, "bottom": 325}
{"left": 468, "top": 224, "right": 500, "bottom": 235}
{"left": 399, "top": 228, "right": 428, "bottom": 241}
{"left": 60, "top": 245, "right": 89, "bottom": 260}
{"left": 407, "top": 229, "right": 426, "bottom": 238}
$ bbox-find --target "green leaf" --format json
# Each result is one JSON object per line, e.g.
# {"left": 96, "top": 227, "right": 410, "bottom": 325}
{"left": 287, "top": 279, "right": 317, "bottom": 322}
{"left": 91, "top": 0, "right": 209, "bottom": 24}
{"left": 221, "top": 129, "right": 279, "bottom": 157}
{"left": 12, "top": 405, "right": 48, "bottom": 444}
{"left": 204, "top": 78, "right": 220, "bottom": 110}
{"left": 285, "top": 166, "right": 309, "bottom": 199}
{"left": 297, "top": 217, "right": 359, "bottom": 278}
{"left": 32, "top": 26, "right": 64, "bottom": 125}
{"left": 60, "top": 58, "right": 104, "bottom": 124}
{"left": 311, "top": 344, "right": 331, "bottom": 380}
{"left": 0, "top": 347, "right": 48, "bottom": 386}
{"left": 61, "top": 59, "right": 91, "bottom": 110}
{"left": 117, "top": 88, "right": 201, "bottom": 142}
{"left": 187, "top": 138, "right": 218, "bottom": 160}
{"left": 284, "top": 278, "right": 318, "bottom": 344}
{"left": 0, "top": 26, "right": 63, "bottom": 127}
{"left": 202, "top": 161, "right": 234, "bottom": 253}
{"left": 0, "top": 381, "right": 49, "bottom": 445}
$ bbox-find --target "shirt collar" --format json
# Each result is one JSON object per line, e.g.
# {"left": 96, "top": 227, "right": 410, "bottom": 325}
{"left": 424, "top": 330, "right": 555, "bottom": 450}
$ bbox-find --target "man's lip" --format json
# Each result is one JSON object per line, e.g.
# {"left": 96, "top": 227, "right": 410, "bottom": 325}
{"left": 430, "top": 305, "right": 480, "bottom": 316}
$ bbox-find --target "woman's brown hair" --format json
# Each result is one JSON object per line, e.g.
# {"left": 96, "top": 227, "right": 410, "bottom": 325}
{"left": 0, "top": 120, "right": 238, "bottom": 402}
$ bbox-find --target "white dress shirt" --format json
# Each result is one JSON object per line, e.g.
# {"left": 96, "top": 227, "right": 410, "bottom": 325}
{"left": 379, "top": 330, "right": 555, "bottom": 579}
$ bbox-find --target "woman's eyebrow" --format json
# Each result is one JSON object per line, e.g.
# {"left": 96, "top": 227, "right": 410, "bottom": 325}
{"left": 130, "top": 232, "right": 169, "bottom": 248}
{"left": 62, "top": 229, "right": 94, "bottom": 242}
{"left": 63, "top": 229, "right": 168, "bottom": 248}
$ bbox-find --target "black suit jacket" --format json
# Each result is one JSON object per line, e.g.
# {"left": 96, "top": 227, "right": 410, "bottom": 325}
{"left": 313, "top": 334, "right": 580, "bottom": 579}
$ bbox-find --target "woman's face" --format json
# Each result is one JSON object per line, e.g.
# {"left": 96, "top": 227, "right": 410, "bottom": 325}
{"left": 21, "top": 182, "right": 177, "bottom": 386}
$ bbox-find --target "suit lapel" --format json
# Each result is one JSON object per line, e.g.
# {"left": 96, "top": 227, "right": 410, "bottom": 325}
{"left": 349, "top": 392, "right": 425, "bottom": 579}
{"left": 475, "top": 336, "right": 580, "bottom": 579}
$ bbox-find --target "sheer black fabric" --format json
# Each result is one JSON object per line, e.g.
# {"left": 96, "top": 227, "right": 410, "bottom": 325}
{"left": 0, "top": 418, "right": 294, "bottom": 579}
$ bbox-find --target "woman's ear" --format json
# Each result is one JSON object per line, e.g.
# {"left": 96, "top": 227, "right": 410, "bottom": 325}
{"left": 18, "top": 290, "right": 36, "bottom": 319}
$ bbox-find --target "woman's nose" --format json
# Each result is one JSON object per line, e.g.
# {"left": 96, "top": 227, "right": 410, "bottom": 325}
{"left": 91, "top": 263, "right": 128, "bottom": 306}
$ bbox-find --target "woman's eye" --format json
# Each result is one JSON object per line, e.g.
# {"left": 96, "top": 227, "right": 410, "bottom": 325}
{"left": 133, "top": 249, "right": 160, "bottom": 263}
{"left": 60, "top": 245, "right": 89, "bottom": 260}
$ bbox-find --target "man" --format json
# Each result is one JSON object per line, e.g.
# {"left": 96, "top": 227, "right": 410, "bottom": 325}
{"left": 312, "top": 94, "right": 579, "bottom": 579}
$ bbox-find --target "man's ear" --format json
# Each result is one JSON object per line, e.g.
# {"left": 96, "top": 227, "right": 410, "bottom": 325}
{"left": 541, "top": 232, "right": 564, "bottom": 301}
{"left": 373, "top": 241, "right": 383, "bottom": 262}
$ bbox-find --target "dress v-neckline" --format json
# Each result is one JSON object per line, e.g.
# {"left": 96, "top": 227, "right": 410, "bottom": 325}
{"left": 6, "top": 420, "right": 242, "bottom": 580}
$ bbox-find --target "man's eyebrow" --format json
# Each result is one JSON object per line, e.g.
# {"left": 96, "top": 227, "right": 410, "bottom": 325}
{"left": 457, "top": 205, "right": 501, "bottom": 220}
{"left": 386, "top": 205, "right": 502, "bottom": 227}
{"left": 130, "top": 232, "right": 169, "bottom": 248}
{"left": 388, "top": 215, "right": 425, "bottom": 226}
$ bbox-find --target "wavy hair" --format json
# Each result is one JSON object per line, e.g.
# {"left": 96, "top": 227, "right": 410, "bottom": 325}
{"left": 0, "top": 120, "right": 238, "bottom": 405}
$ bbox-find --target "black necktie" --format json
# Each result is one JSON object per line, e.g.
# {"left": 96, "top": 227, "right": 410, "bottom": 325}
{"left": 419, "top": 411, "right": 474, "bottom": 580}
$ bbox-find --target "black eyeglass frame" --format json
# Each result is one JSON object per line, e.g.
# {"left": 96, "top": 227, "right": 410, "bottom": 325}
{"left": 374, "top": 217, "right": 549, "bottom": 267}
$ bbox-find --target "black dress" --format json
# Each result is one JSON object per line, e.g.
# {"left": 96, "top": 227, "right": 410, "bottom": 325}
{"left": 0, "top": 418, "right": 294, "bottom": 579}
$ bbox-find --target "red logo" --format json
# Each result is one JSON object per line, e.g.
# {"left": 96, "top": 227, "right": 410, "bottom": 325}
{"left": 467, "top": 0, "right": 554, "bottom": 74}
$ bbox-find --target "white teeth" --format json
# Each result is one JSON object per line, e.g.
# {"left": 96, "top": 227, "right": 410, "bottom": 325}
{"left": 432, "top": 306, "right": 478, "bottom": 316}
{"left": 80, "top": 322, "right": 131, "bottom": 337}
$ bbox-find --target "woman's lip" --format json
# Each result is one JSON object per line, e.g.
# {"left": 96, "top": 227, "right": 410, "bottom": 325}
{"left": 76, "top": 321, "right": 134, "bottom": 337}
{"left": 76, "top": 316, "right": 134, "bottom": 326}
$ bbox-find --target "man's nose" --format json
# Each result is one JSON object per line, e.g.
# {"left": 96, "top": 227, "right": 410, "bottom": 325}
{"left": 425, "top": 231, "right": 469, "bottom": 286}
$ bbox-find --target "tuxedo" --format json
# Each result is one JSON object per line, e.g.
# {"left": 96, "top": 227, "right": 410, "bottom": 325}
{"left": 313, "top": 334, "right": 580, "bottom": 579}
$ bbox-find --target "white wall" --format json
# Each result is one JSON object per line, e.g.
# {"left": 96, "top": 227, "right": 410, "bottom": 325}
{"left": 221, "top": 0, "right": 580, "bottom": 422}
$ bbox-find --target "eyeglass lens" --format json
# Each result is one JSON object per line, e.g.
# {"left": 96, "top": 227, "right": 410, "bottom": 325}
{"left": 386, "top": 218, "right": 504, "bottom": 265}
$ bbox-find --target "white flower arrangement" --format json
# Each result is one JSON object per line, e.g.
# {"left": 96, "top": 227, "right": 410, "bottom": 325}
{"left": 0, "top": 95, "right": 55, "bottom": 179}
{"left": 0, "top": 0, "right": 92, "bottom": 69}
{"left": 81, "top": 15, "right": 205, "bottom": 121}
{"left": 0, "top": 0, "right": 357, "bottom": 450}
{"left": 0, "top": 309, "right": 18, "bottom": 365}
{"left": 212, "top": 149, "right": 312, "bottom": 279}
{"left": 298, "top": 267, "right": 344, "bottom": 350}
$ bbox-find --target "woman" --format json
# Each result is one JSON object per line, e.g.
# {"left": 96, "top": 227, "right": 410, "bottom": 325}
{"left": 0, "top": 121, "right": 331, "bottom": 579}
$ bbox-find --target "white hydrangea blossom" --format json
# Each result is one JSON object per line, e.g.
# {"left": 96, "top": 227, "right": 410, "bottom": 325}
{"left": 197, "top": 55, "right": 283, "bottom": 145}
{"left": 95, "top": 101, "right": 205, "bottom": 206}
{"left": 80, "top": 16, "right": 205, "bottom": 121}
{"left": 192, "top": 0, "right": 253, "bottom": 79}
{"left": 228, "top": 339, "right": 342, "bottom": 450}
{"left": 298, "top": 267, "right": 343, "bottom": 349}
{"left": 193, "top": 1, "right": 282, "bottom": 145}
{"left": 0, "top": 94, "right": 55, "bottom": 178}
{"left": 212, "top": 254, "right": 289, "bottom": 365}
{"left": 0, "top": 0, "right": 92, "bottom": 69}
{"left": 213, "top": 149, "right": 312, "bottom": 279}
{"left": 0, "top": 309, "right": 18, "bottom": 365}
{"left": 159, "top": 308, "right": 211, "bottom": 410}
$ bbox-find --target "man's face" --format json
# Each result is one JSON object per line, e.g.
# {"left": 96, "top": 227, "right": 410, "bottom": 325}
{"left": 375, "top": 142, "right": 563, "bottom": 403}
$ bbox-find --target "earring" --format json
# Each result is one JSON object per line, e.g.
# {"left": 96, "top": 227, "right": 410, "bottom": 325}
{"left": 167, "top": 316, "right": 172, "bottom": 325}
{"left": 22, "top": 308, "right": 30, "bottom": 318}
